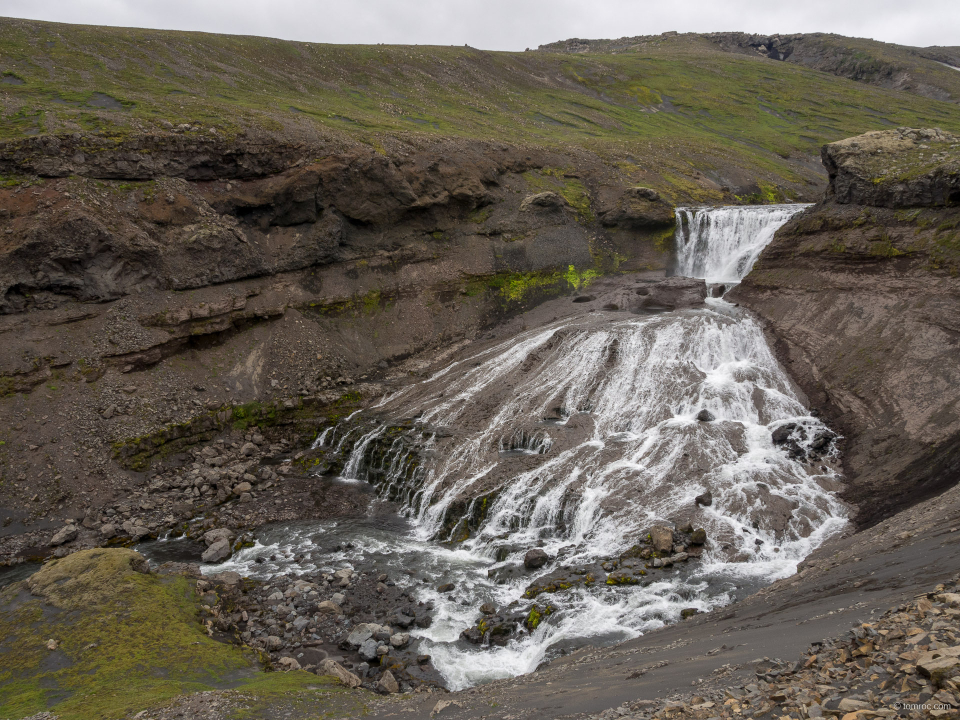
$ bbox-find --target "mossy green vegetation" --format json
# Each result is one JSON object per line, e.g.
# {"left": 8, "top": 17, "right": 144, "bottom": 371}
{"left": 1, "top": 17, "right": 959, "bottom": 197}
{"left": 0, "top": 549, "right": 360, "bottom": 719}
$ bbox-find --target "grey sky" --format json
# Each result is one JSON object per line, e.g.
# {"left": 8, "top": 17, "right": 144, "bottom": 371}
{"left": 0, "top": 0, "right": 956, "bottom": 51}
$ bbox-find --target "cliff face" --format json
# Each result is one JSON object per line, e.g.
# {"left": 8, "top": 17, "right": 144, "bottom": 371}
{"left": 730, "top": 128, "right": 960, "bottom": 527}
{"left": 0, "top": 133, "right": 679, "bottom": 527}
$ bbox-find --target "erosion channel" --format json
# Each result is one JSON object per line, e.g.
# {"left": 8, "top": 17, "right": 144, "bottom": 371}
{"left": 142, "top": 204, "right": 847, "bottom": 691}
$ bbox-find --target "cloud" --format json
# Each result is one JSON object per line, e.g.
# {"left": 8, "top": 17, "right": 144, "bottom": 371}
{"left": 1, "top": 0, "right": 957, "bottom": 50}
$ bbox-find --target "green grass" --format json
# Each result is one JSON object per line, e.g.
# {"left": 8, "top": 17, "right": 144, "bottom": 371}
{"left": 1, "top": 17, "right": 959, "bottom": 200}
{"left": 0, "top": 549, "right": 362, "bottom": 719}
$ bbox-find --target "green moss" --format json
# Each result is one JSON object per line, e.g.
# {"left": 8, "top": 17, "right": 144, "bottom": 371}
{"left": 468, "top": 206, "right": 494, "bottom": 224}
{"left": 0, "top": 549, "right": 358, "bottom": 720}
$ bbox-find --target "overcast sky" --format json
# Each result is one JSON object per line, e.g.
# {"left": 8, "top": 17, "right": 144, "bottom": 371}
{"left": 1, "top": 0, "right": 957, "bottom": 51}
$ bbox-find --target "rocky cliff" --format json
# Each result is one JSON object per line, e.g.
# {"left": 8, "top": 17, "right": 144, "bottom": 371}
{"left": 0, "top": 132, "right": 679, "bottom": 536}
{"left": 730, "top": 127, "right": 960, "bottom": 527}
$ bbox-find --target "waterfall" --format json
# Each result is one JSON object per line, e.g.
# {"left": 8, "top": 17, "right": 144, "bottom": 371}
{"left": 675, "top": 204, "right": 811, "bottom": 284}
{"left": 206, "top": 204, "right": 843, "bottom": 690}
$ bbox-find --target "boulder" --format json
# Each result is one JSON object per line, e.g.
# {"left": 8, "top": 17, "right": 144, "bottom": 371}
{"left": 265, "top": 635, "right": 283, "bottom": 651}
{"left": 317, "top": 659, "right": 362, "bottom": 688}
{"left": 201, "top": 539, "right": 231, "bottom": 563}
{"left": 232, "top": 481, "right": 252, "bottom": 496}
{"left": 696, "top": 409, "right": 715, "bottom": 422}
{"left": 524, "top": 548, "right": 550, "bottom": 569}
{"left": 690, "top": 528, "right": 707, "bottom": 545}
{"left": 359, "top": 638, "right": 380, "bottom": 662}
{"left": 598, "top": 187, "right": 674, "bottom": 229}
{"left": 917, "top": 646, "right": 960, "bottom": 678}
{"left": 345, "top": 623, "right": 377, "bottom": 647}
{"left": 240, "top": 442, "right": 258, "bottom": 456}
{"left": 316, "top": 600, "right": 342, "bottom": 615}
{"left": 99, "top": 523, "right": 117, "bottom": 539}
{"left": 202, "top": 528, "right": 235, "bottom": 547}
{"left": 277, "top": 656, "right": 301, "bottom": 671}
{"left": 694, "top": 491, "right": 713, "bottom": 507}
{"left": 645, "top": 277, "right": 708, "bottom": 309}
{"left": 437, "top": 583, "right": 455, "bottom": 593}
{"left": 390, "top": 633, "right": 410, "bottom": 648}
{"left": 50, "top": 525, "right": 79, "bottom": 546}
{"left": 376, "top": 670, "right": 400, "bottom": 694}
{"left": 519, "top": 191, "right": 566, "bottom": 212}
{"left": 649, "top": 526, "right": 675, "bottom": 554}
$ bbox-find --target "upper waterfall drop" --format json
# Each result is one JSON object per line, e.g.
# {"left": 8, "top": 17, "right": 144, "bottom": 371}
{"left": 674, "top": 204, "right": 811, "bottom": 284}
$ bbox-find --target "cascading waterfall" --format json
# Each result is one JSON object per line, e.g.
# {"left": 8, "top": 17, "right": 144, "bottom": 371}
{"left": 675, "top": 204, "right": 811, "bottom": 284}
{"left": 206, "top": 203, "right": 846, "bottom": 690}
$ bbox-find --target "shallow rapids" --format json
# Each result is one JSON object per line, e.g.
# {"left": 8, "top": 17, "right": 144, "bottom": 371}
{"left": 203, "top": 203, "right": 847, "bottom": 690}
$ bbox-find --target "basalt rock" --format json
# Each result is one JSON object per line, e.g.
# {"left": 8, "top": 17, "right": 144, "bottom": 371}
{"left": 822, "top": 127, "right": 960, "bottom": 208}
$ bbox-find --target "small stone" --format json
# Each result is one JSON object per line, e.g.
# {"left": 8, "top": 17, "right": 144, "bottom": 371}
{"left": 359, "top": 638, "right": 379, "bottom": 661}
{"left": 480, "top": 603, "right": 497, "bottom": 615}
{"left": 331, "top": 592, "right": 346, "bottom": 605}
{"left": 690, "top": 528, "right": 707, "bottom": 545}
{"left": 316, "top": 601, "right": 342, "bottom": 615}
{"left": 240, "top": 442, "right": 258, "bottom": 457}
{"left": 437, "top": 583, "right": 455, "bottom": 593}
{"left": 376, "top": 670, "right": 399, "bottom": 694}
{"left": 390, "top": 633, "right": 410, "bottom": 648}
{"left": 277, "top": 656, "right": 301, "bottom": 671}
{"left": 524, "top": 548, "right": 550, "bottom": 569}
{"left": 232, "top": 482, "right": 252, "bottom": 495}
{"left": 99, "top": 523, "right": 116, "bottom": 539}
{"left": 265, "top": 635, "right": 283, "bottom": 651}
{"left": 694, "top": 491, "right": 713, "bottom": 507}
{"left": 46, "top": 638, "right": 58, "bottom": 650}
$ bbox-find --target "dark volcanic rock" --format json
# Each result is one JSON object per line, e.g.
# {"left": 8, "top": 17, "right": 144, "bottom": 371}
{"left": 821, "top": 127, "right": 960, "bottom": 208}
{"left": 524, "top": 548, "right": 550, "bottom": 569}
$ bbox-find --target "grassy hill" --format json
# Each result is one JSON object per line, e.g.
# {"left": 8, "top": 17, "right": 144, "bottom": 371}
{"left": 539, "top": 32, "right": 960, "bottom": 105}
{"left": 1, "top": 17, "right": 960, "bottom": 199}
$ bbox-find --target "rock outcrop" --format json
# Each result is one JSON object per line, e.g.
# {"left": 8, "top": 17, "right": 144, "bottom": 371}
{"left": 821, "top": 127, "right": 960, "bottom": 207}
{"left": 731, "top": 128, "right": 960, "bottom": 527}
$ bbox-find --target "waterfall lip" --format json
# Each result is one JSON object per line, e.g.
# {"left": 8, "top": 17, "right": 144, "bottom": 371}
{"left": 675, "top": 203, "right": 813, "bottom": 286}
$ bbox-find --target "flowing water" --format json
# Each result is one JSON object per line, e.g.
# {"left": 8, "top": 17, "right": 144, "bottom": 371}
{"left": 200, "top": 203, "right": 846, "bottom": 690}
{"left": 675, "top": 204, "right": 810, "bottom": 284}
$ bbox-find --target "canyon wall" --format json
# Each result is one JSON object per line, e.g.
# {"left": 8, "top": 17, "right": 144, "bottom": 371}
{"left": 730, "top": 127, "right": 960, "bottom": 526}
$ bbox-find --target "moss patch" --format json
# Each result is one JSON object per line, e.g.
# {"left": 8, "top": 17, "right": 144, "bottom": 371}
{"left": 0, "top": 549, "right": 362, "bottom": 719}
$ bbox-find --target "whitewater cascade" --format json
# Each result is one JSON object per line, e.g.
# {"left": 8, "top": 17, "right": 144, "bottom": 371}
{"left": 674, "top": 204, "right": 811, "bottom": 284}
{"left": 207, "top": 203, "right": 845, "bottom": 689}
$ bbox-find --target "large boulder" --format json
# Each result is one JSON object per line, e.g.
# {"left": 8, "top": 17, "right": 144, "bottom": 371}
{"left": 49, "top": 525, "right": 79, "bottom": 546}
{"left": 317, "top": 659, "right": 362, "bottom": 688}
{"left": 598, "top": 187, "right": 675, "bottom": 229}
{"left": 202, "top": 528, "right": 235, "bottom": 547}
{"left": 596, "top": 277, "right": 708, "bottom": 313}
{"left": 523, "top": 549, "right": 550, "bottom": 569}
{"left": 649, "top": 526, "right": 675, "bottom": 554}
{"left": 822, "top": 127, "right": 960, "bottom": 208}
{"left": 201, "top": 539, "right": 231, "bottom": 563}
{"left": 519, "top": 191, "right": 566, "bottom": 212}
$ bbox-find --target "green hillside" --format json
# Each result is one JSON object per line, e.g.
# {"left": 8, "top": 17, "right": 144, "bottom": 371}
{"left": 1, "top": 17, "right": 960, "bottom": 197}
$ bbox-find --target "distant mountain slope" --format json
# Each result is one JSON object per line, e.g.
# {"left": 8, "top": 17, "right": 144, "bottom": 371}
{"left": 1, "top": 17, "right": 959, "bottom": 201}
{"left": 538, "top": 32, "right": 960, "bottom": 105}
